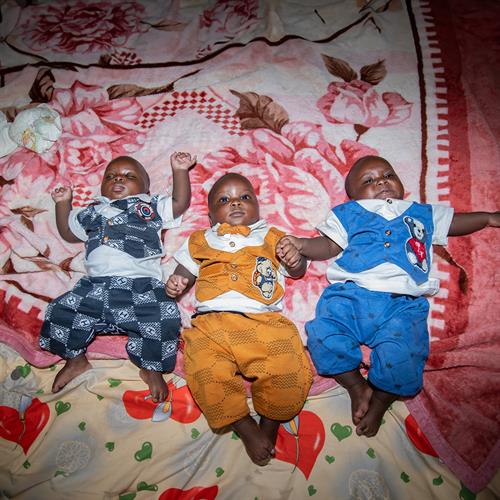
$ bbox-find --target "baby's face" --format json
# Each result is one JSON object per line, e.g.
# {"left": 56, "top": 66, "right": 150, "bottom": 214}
{"left": 101, "top": 160, "right": 148, "bottom": 200}
{"left": 209, "top": 176, "right": 260, "bottom": 226}
{"left": 347, "top": 158, "right": 404, "bottom": 200}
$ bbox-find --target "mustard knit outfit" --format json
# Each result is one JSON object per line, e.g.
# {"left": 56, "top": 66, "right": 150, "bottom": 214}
{"left": 175, "top": 221, "right": 312, "bottom": 429}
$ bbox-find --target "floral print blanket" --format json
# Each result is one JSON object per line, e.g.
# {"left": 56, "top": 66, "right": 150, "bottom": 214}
{"left": 0, "top": 0, "right": 498, "bottom": 496}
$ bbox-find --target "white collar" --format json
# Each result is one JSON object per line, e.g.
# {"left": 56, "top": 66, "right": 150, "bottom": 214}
{"left": 355, "top": 198, "right": 414, "bottom": 220}
{"left": 211, "top": 219, "right": 267, "bottom": 234}
{"left": 95, "top": 193, "right": 152, "bottom": 204}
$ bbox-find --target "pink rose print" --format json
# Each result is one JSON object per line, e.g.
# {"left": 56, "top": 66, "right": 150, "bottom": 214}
{"left": 0, "top": 81, "right": 145, "bottom": 188}
{"left": 173, "top": 121, "right": 377, "bottom": 330}
{"left": 188, "top": 121, "right": 376, "bottom": 234}
{"left": 0, "top": 175, "right": 76, "bottom": 279}
{"left": 317, "top": 80, "right": 412, "bottom": 139}
{"left": 199, "top": 0, "right": 259, "bottom": 37}
{"left": 19, "top": 1, "right": 146, "bottom": 54}
{"left": 0, "top": 79, "right": 146, "bottom": 275}
{"left": 47, "top": 81, "right": 145, "bottom": 187}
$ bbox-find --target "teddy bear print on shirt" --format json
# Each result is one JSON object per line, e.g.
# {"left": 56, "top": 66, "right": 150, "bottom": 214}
{"left": 403, "top": 216, "right": 428, "bottom": 273}
{"left": 252, "top": 257, "right": 277, "bottom": 299}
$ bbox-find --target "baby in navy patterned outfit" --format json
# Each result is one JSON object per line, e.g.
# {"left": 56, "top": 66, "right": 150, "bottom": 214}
{"left": 40, "top": 153, "right": 196, "bottom": 402}
{"left": 278, "top": 155, "right": 500, "bottom": 437}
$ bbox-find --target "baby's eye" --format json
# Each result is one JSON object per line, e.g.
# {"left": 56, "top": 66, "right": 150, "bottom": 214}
{"left": 105, "top": 174, "right": 115, "bottom": 180}
{"left": 218, "top": 196, "right": 229, "bottom": 204}
{"left": 363, "top": 178, "right": 373, "bottom": 184}
{"left": 126, "top": 174, "right": 136, "bottom": 179}
{"left": 241, "top": 194, "right": 251, "bottom": 200}
{"left": 384, "top": 172, "right": 394, "bottom": 178}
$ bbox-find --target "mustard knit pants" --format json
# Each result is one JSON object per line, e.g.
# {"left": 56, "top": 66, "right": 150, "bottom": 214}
{"left": 182, "top": 311, "right": 313, "bottom": 429}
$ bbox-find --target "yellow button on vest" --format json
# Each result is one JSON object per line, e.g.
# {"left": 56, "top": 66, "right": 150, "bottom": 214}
{"left": 385, "top": 229, "right": 391, "bottom": 235}
{"left": 230, "top": 273, "right": 238, "bottom": 281}
{"left": 229, "top": 241, "right": 236, "bottom": 247}
{"left": 384, "top": 242, "right": 390, "bottom": 247}
{"left": 103, "top": 236, "right": 109, "bottom": 242}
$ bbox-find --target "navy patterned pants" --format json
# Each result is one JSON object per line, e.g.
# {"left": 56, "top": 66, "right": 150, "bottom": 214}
{"left": 40, "top": 276, "right": 181, "bottom": 372}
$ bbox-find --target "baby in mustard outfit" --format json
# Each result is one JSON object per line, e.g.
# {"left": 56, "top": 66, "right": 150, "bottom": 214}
{"left": 166, "top": 173, "right": 312, "bottom": 466}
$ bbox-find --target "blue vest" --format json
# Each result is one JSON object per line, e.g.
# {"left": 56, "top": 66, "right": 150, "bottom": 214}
{"left": 333, "top": 201, "right": 434, "bottom": 285}
{"left": 77, "top": 196, "right": 163, "bottom": 259}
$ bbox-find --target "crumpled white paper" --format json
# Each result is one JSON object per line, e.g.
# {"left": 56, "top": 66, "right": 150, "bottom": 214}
{"left": 0, "top": 103, "right": 62, "bottom": 157}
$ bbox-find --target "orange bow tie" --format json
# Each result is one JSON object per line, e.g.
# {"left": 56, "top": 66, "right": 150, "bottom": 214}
{"left": 217, "top": 223, "right": 251, "bottom": 237}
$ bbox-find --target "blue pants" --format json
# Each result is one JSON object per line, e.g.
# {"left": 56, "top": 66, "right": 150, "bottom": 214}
{"left": 306, "top": 282, "right": 429, "bottom": 396}
{"left": 40, "top": 276, "right": 181, "bottom": 372}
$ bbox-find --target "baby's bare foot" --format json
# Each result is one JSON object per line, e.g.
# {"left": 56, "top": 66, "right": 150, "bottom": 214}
{"left": 335, "top": 369, "right": 372, "bottom": 425}
{"left": 356, "top": 390, "right": 397, "bottom": 437}
{"left": 259, "top": 416, "right": 280, "bottom": 449}
{"left": 52, "top": 354, "right": 91, "bottom": 393}
{"left": 232, "top": 415, "right": 275, "bottom": 466}
{"left": 139, "top": 369, "right": 168, "bottom": 402}
{"left": 346, "top": 379, "right": 373, "bottom": 425}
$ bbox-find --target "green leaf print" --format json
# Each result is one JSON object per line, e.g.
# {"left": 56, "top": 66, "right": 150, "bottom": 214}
{"left": 137, "top": 481, "right": 158, "bottom": 492}
{"left": 118, "top": 494, "right": 136, "bottom": 500}
{"left": 330, "top": 422, "right": 352, "bottom": 441}
{"left": 459, "top": 483, "right": 476, "bottom": 500}
{"left": 107, "top": 378, "right": 122, "bottom": 388}
{"left": 134, "top": 442, "right": 152, "bottom": 461}
{"left": 55, "top": 401, "right": 71, "bottom": 416}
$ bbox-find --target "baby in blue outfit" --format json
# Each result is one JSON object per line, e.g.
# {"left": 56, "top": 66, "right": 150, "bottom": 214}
{"left": 278, "top": 155, "right": 500, "bottom": 437}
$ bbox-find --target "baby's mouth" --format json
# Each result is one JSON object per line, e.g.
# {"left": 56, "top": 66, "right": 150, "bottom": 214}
{"left": 112, "top": 184, "right": 125, "bottom": 192}
{"left": 229, "top": 210, "right": 245, "bottom": 217}
{"left": 377, "top": 188, "right": 395, "bottom": 198}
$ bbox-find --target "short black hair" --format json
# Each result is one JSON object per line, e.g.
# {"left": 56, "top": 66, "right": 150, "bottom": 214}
{"left": 106, "top": 156, "right": 150, "bottom": 191}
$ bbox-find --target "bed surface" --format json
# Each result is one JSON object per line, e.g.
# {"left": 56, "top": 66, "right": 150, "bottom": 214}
{"left": 0, "top": 0, "right": 498, "bottom": 497}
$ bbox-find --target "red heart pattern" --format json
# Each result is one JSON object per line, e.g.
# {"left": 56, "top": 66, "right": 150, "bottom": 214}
{"left": 0, "top": 398, "right": 50, "bottom": 454}
{"left": 274, "top": 410, "right": 325, "bottom": 479}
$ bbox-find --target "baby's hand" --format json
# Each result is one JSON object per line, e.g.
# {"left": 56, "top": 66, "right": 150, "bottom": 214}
{"left": 170, "top": 151, "right": 197, "bottom": 171}
{"left": 488, "top": 211, "right": 500, "bottom": 227}
{"left": 276, "top": 235, "right": 302, "bottom": 256}
{"left": 51, "top": 186, "right": 73, "bottom": 203}
{"left": 166, "top": 274, "right": 189, "bottom": 298}
{"left": 276, "top": 235, "right": 303, "bottom": 269}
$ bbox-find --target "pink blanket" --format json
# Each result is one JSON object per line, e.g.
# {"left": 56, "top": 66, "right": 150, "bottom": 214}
{"left": 0, "top": 0, "right": 498, "bottom": 492}
{"left": 404, "top": 0, "right": 500, "bottom": 491}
